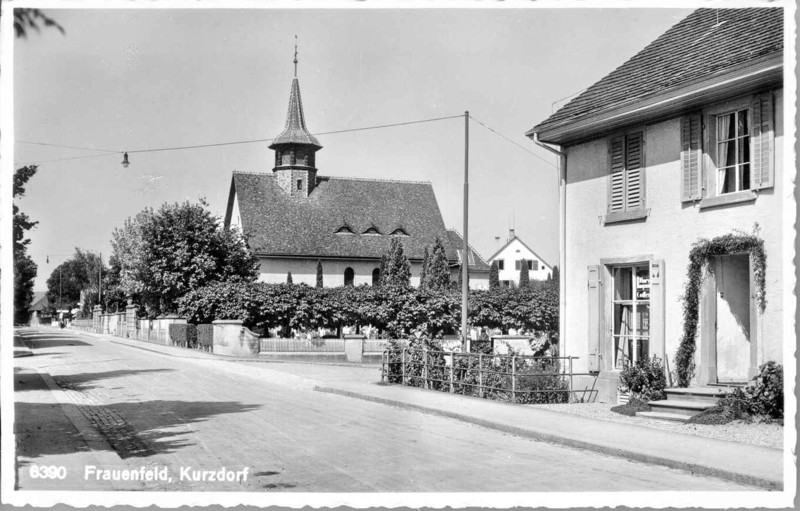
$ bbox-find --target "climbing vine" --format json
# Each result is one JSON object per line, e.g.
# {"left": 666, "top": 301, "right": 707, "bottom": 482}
{"left": 674, "top": 229, "right": 766, "bottom": 387}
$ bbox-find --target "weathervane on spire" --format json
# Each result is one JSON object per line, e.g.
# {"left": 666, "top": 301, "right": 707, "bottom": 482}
{"left": 293, "top": 35, "right": 298, "bottom": 77}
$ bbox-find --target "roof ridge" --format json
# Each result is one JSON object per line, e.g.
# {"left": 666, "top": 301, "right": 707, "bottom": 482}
{"left": 233, "top": 170, "right": 272, "bottom": 176}
{"left": 326, "top": 176, "right": 432, "bottom": 185}
{"left": 447, "top": 228, "right": 489, "bottom": 265}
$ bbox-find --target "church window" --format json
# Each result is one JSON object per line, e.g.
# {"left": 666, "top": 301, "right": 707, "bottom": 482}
{"left": 344, "top": 268, "right": 355, "bottom": 286}
{"left": 372, "top": 268, "right": 380, "bottom": 286}
{"left": 297, "top": 179, "right": 303, "bottom": 191}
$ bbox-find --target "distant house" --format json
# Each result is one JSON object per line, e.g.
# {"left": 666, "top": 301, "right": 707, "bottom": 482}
{"left": 28, "top": 292, "right": 49, "bottom": 326}
{"left": 224, "top": 68, "right": 457, "bottom": 286}
{"left": 446, "top": 229, "right": 491, "bottom": 290}
{"left": 487, "top": 229, "right": 553, "bottom": 287}
{"left": 527, "top": 8, "right": 785, "bottom": 402}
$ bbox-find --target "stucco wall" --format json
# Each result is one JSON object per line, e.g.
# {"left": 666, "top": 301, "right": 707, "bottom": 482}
{"left": 490, "top": 239, "right": 553, "bottom": 284}
{"left": 258, "top": 257, "right": 423, "bottom": 287}
{"left": 563, "top": 89, "right": 784, "bottom": 376}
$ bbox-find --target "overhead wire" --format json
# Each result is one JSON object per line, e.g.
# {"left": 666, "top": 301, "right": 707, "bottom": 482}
{"left": 15, "top": 113, "right": 557, "bottom": 168}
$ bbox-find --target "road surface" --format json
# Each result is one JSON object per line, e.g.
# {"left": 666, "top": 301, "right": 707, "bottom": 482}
{"left": 13, "top": 328, "right": 752, "bottom": 492}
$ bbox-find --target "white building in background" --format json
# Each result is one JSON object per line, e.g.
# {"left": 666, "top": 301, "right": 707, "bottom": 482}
{"left": 487, "top": 229, "right": 553, "bottom": 286}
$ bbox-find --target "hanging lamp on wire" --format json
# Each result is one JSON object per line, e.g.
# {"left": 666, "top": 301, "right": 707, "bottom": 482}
{"left": 121, "top": 152, "right": 130, "bottom": 168}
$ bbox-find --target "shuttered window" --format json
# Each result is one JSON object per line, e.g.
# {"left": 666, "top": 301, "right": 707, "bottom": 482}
{"left": 608, "top": 132, "right": 645, "bottom": 213}
{"left": 681, "top": 114, "right": 702, "bottom": 201}
{"left": 751, "top": 93, "right": 774, "bottom": 190}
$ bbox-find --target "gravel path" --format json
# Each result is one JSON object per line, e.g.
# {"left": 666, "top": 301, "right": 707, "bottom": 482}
{"left": 532, "top": 403, "right": 783, "bottom": 450}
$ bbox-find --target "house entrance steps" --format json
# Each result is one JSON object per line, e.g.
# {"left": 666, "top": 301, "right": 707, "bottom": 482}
{"left": 638, "top": 386, "right": 736, "bottom": 422}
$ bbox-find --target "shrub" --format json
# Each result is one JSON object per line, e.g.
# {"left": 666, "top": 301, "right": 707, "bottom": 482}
{"left": 514, "top": 358, "right": 570, "bottom": 404}
{"left": 618, "top": 355, "right": 667, "bottom": 401}
{"left": 611, "top": 397, "right": 651, "bottom": 416}
{"left": 748, "top": 361, "right": 783, "bottom": 419}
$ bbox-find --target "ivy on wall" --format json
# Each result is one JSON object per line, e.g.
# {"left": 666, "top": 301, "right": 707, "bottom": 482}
{"left": 674, "top": 229, "right": 767, "bottom": 387}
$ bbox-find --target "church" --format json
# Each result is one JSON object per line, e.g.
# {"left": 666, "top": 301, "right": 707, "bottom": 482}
{"left": 224, "top": 59, "right": 459, "bottom": 287}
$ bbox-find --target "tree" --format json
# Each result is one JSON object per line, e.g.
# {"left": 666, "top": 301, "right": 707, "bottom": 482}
{"left": 377, "top": 254, "right": 388, "bottom": 287}
{"left": 382, "top": 238, "right": 411, "bottom": 288}
{"left": 551, "top": 265, "right": 560, "bottom": 285}
{"left": 45, "top": 248, "right": 105, "bottom": 316}
{"left": 519, "top": 259, "right": 530, "bottom": 288}
{"left": 13, "top": 166, "right": 39, "bottom": 324}
{"left": 489, "top": 261, "right": 500, "bottom": 289}
{"left": 109, "top": 200, "right": 259, "bottom": 317}
{"left": 426, "top": 237, "right": 450, "bottom": 291}
{"left": 419, "top": 247, "right": 430, "bottom": 289}
{"left": 287, "top": 272, "right": 293, "bottom": 284}
{"left": 316, "top": 260, "right": 323, "bottom": 288}
{"left": 13, "top": 9, "right": 65, "bottom": 39}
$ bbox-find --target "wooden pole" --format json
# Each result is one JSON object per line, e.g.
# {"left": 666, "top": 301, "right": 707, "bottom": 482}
{"left": 462, "top": 111, "right": 470, "bottom": 352}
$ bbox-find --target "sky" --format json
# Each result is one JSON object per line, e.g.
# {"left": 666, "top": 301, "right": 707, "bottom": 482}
{"left": 12, "top": 5, "right": 696, "bottom": 291}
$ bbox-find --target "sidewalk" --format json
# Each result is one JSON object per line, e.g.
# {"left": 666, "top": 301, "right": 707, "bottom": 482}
{"left": 66, "top": 328, "right": 784, "bottom": 490}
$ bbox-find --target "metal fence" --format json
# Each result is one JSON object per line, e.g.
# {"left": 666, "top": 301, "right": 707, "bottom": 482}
{"left": 381, "top": 348, "right": 591, "bottom": 404}
{"left": 259, "top": 338, "right": 346, "bottom": 352}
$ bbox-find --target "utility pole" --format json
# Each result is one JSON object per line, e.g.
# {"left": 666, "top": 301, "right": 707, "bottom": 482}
{"left": 98, "top": 252, "right": 102, "bottom": 306}
{"left": 462, "top": 111, "right": 469, "bottom": 352}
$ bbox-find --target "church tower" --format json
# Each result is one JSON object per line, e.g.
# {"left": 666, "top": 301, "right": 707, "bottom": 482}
{"left": 269, "top": 40, "right": 322, "bottom": 198}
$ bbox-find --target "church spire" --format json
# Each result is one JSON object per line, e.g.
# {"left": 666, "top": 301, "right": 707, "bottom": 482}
{"left": 293, "top": 35, "right": 298, "bottom": 78}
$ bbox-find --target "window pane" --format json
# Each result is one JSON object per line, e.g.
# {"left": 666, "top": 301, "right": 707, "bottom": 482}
{"left": 738, "top": 109, "right": 749, "bottom": 136}
{"left": 739, "top": 163, "right": 751, "bottom": 191}
{"left": 636, "top": 305, "right": 650, "bottom": 337}
{"left": 717, "top": 113, "right": 735, "bottom": 141}
{"left": 614, "top": 336, "right": 630, "bottom": 369}
{"left": 614, "top": 304, "right": 633, "bottom": 336}
{"left": 719, "top": 166, "right": 735, "bottom": 194}
{"left": 739, "top": 135, "right": 750, "bottom": 164}
{"left": 614, "top": 267, "right": 632, "bottom": 300}
{"left": 636, "top": 338, "right": 650, "bottom": 363}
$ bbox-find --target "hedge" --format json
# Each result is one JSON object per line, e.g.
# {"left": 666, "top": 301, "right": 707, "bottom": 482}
{"left": 177, "top": 281, "right": 558, "bottom": 340}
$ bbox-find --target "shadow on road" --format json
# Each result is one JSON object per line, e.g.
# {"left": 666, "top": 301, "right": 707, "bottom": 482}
{"left": 15, "top": 329, "right": 92, "bottom": 348}
{"left": 14, "top": 368, "right": 174, "bottom": 392}
{"left": 16, "top": 398, "right": 260, "bottom": 460}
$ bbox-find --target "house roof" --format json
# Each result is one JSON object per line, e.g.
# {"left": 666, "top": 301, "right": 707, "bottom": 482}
{"left": 227, "top": 171, "right": 457, "bottom": 261}
{"left": 530, "top": 8, "right": 783, "bottom": 140}
{"left": 446, "top": 229, "right": 491, "bottom": 273}
{"left": 269, "top": 78, "right": 323, "bottom": 149}
{"left": 29, "top": 292, "right": 49, "bottom": 311}
{"left": 487, "top": 236, "right": 552, "bottom": 270}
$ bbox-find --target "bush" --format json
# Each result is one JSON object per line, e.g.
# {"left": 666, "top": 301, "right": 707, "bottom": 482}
{"left": 611, "top": 397, "right": 651, "bottom": 416}
{"left": 690, "top": 362, "right": 784, "bottom": 425}
{"left": 618, "top": 355, "right": 667, "bottom": 401}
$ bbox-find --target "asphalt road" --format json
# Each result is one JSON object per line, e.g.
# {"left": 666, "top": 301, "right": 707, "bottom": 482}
{"left": 13, "top": 328, "right": 752, "bottom": 492}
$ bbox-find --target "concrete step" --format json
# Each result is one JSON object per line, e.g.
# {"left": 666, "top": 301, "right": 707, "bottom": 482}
{"left": 648, "top": 399, "right": 713, "bottom": 417}
{"left": 636, "top": 411, "right": 690, "bottom": 423}
{"left": 664, "top": 387, "right": 730, "bottom": 405}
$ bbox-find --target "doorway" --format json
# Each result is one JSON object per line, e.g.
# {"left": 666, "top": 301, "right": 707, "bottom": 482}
{"left": 714, "top": 254, "right": 751, "bottom": 383}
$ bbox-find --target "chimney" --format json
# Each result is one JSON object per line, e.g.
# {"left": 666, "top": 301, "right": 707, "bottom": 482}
{"left": 508, "top": 228, "right": 516, "bottom": 241}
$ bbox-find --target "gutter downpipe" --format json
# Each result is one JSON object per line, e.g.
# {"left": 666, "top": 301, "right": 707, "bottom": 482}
{"left": 532, "top": 133, "right": 567, "bottom": 362}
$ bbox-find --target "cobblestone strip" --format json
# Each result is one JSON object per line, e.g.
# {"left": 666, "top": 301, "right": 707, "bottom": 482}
{"left": 52, "top": 376, "right": 153, "bottom": 459}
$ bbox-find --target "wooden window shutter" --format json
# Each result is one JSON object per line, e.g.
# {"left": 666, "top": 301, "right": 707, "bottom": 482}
{"left": 680, "top": 114, "right": 702, "bottom": 201}
{"left": 608, "top": 136, "right": 625, "bottom": 213}
{"left": 649, "top": 259, "right": 666, "bottom": 380}
{"left": 625, "top": 132, "right": 644, "bottom": 210}
{"left": 587, "top": 265, "right": 602, "bottom": 372}
{"left": 751, "top": 93, "right": 774, "bottom": 190}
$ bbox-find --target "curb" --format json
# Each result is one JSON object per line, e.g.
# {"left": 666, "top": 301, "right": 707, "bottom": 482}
{"left": 313, "top": 386, "right": 782, "bottom": 491}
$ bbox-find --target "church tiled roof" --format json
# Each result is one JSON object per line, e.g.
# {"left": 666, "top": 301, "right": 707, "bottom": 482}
{"left": 228, "top": 172, "right": 457, "bottom": 261}
{"left": 269, "top": 78, "right": 323, "bottom": 149}
{"left": 446, "top": 229, "right": 491, "bottom": 272}
{"left": 530, "top": 8, "right": 783, "bottom": 137}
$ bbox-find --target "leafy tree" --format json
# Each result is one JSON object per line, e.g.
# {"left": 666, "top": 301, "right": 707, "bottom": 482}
{"left": 377, "top": 254, "right": 388, "bottom": 287}
{"left": 316, "top": 260, "right": 323, "bottom": 288}
{"left": 519, "top": 259, "right": 530, "bottom": 288}
{"left": 287, "top": 272, "right": 293, "bottom": 284}
{"left": 46, "top": 248, "right": 105, "bottom": 316}
{"left": 489, "top": 261, "right": 500, "bottom": 289}
{"left": 551, "top": 265, "right": 560, "bottom": 284}
{"left": 109, "top": 200, "right": 259, "bottom": 317}
{"left": 13, "top": 166, "right": 39, "bottom": 324}
{"left": 427, "top": 237, "right": 450, "bottom": 291}
{"left": 382, "top": 238, "right": 411, "bottom": 288}
{"left": 419, "top": 247, "right": 430, "bottom": 288}
{"left": 13, "top": 9, "right": 65, "bottom": 39}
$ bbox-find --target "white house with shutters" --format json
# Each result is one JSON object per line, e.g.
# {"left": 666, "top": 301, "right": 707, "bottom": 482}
{"left": 527, "top": 8, "right": 788, "bottom": 403}
{"left": 487, "top": 229, "right": 553, "bottom": 287}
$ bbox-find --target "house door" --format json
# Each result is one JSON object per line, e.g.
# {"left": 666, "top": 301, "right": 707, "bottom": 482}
{"left": 714, "top": 254, "right": 751, "bottom": 383}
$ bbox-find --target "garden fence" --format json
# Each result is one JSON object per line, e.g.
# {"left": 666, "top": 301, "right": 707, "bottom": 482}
{"left": 381, "top": 348, "right": 592, "bottom": 404}
{"left": 259, "top": 338, "right": 345, "bottom": 352}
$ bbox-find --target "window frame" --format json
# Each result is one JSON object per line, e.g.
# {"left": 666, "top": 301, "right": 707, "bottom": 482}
{"left": 497, "top": 259, "right": 504, "bottom": 270}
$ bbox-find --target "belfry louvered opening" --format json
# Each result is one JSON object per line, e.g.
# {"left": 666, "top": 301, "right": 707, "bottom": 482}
{"left": 608, "top": 131, "right": 645, "bottom": 214}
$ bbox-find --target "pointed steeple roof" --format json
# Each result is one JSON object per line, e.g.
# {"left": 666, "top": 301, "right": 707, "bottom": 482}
{"left": 269, "top": 78, "right": 323, "bottom": 149}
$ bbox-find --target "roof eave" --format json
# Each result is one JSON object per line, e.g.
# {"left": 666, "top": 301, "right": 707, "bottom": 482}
{"left": 528, "top": 54, "right": 783, "bottom": 146}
